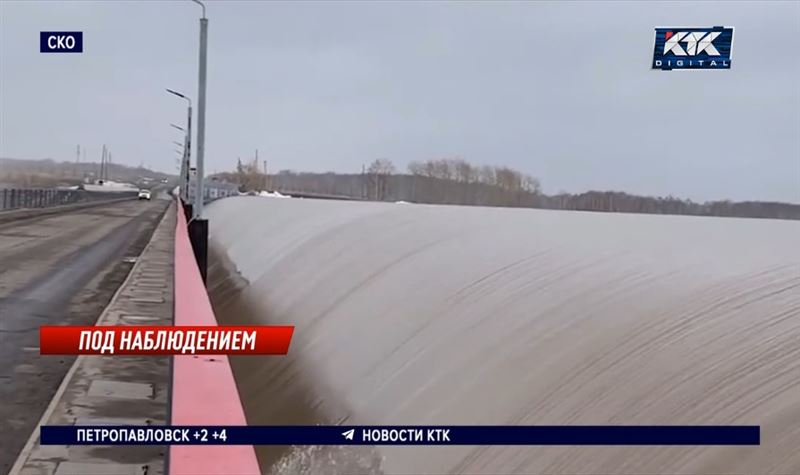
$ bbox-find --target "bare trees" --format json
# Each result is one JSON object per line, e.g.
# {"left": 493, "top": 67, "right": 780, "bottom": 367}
{"left": 0, "top": 157, "right": 172, "bottom": 188}
{"left": 366, "top": 159, "right": 395, "bottom": 200}
{"left": 258, "top": 157, "right": 543, "bottom": 206}
{"left": 404, "top": 158, "right": 542, "bottom": 206}
{"left": 205, "top": 155, "right": 800, "bottom": 220}
{"left": 367, "top": 159, "right": 396, "bottom": 175}
{"left": 233, "top": 157, "right": 266, "bottom": 192}
{"left": 407, "top": 158, "right": 540, "bottom": 194}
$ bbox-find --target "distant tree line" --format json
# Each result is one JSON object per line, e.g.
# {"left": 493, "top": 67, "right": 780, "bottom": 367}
{"left": 407, "top": 158, "right": 541, "bottom": 194}
{"left": 208, "top": 157, "right": 800, "bottom": 220}
{"left": 0, "top": 157, "right": 173, "bottom": 188}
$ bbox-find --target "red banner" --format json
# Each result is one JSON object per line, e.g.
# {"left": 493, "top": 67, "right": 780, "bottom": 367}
{"left": 40, "top": 325, "right": 294, "bottom": 355}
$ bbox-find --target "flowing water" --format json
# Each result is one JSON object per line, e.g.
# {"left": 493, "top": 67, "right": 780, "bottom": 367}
{"left": 204, "top": 196, "right": 800, "bottom": 475}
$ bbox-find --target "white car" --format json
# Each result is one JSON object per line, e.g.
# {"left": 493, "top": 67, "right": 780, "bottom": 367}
{"left": 138, "top": 189, "right": 152, "bottom": 200}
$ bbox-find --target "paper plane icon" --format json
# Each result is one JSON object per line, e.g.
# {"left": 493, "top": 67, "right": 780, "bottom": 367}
{"left": 342, "top": 429, "right": 355, "bottom": 441}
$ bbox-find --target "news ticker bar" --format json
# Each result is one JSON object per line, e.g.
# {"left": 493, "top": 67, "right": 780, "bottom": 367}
{"left": 41, "top": 425, "right": 760, "bottom": 446}
{"left": 39, "top": 326, "right": 294, "bottom": 355}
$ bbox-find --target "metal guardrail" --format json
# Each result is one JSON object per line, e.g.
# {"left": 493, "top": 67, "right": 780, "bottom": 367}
{"left": 0, "top": 188, "right": 137, "bottom": 211}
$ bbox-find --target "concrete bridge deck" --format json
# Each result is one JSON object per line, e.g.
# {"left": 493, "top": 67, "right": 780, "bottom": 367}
{"left": 0, "top": 198, "right": 172, "bottom": 475}
{"left": 9, "top": 203, "right": 175, "bottom": 475}
{"left": 4, "top": 197, "right": 258, "bottom": 475}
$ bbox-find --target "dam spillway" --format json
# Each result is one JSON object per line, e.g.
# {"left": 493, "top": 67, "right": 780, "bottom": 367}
{"left": 204, "top": 196, "right": 799, "bottom": 474}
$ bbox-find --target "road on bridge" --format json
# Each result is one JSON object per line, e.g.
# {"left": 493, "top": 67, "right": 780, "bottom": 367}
{"left": 0, "top": 197, "right": 170, "bottom": 473}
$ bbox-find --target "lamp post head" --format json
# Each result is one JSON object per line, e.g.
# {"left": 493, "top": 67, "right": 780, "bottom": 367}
{"left": 191, "top": 0, "right": 206, "bottom": 19}
{"left": 166, "top": 88, "right": 191, "bottom": 106}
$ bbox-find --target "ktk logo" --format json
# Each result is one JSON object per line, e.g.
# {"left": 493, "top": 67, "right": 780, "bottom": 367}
{"left": 663, "top": 31, "right": 721, "bottom": 56}
{"left": 652, "top": 26, "right": 733, "bottom": 70}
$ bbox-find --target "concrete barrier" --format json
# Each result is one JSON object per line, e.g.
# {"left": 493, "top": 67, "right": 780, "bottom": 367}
{"left": 169, "top": 198, "right": 260, "bottom": 475}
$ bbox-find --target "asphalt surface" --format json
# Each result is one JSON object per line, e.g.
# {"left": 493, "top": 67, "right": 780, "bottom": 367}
{"left": 0, "top": 197, "right": 170, "bottom": 474}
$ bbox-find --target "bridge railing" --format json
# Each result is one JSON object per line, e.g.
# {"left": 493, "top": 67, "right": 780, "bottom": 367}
{"left": 0, "top": 188, "right": 137, "bottom": 211}
{"left": 169, "top": 198, "right": 260, "bottom": 475}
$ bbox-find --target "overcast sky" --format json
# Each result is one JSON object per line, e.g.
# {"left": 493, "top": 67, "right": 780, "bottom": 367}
{"left": 1, "top": 1, "right": 798, "bottom": 202}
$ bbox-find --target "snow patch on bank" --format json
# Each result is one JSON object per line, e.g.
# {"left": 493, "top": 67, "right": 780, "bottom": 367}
{"left": 83, "top": 181, "right": 139, "bottom": 192}
{"left": 258, "top": 191, "right": 292, "bottom": 199}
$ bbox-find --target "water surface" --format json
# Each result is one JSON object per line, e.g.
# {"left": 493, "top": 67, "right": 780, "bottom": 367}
{"left": 206, "top": 196, "right": 800, "bottom": 474}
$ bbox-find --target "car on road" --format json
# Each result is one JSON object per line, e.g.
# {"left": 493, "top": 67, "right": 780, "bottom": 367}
{"left": 138, "top": 189, "right": 151, "bottom": 200}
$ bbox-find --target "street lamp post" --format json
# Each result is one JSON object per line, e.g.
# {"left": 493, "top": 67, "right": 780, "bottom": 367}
{"left": 171, "top": 0, "right": 210, "bottom": 287}
{"left": 166, "top": 89, "right": 192, "bottom": 203}
{"left": 170, "top": 124, "right": 187, "bottom": 198}
{"left": 192, "top": 0, "right": 207, "bottom": 220}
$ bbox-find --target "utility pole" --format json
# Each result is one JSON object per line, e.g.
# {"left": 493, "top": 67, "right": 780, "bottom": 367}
{"left": 263, "top": 159, "right": 267, "bottom": 190}
{"left": 100, "top": 145, "right": 106, "bottom": 183}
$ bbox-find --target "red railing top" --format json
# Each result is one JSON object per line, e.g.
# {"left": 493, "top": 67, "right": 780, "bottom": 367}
{"left": 169, "top": 200, "right": 260, "bottom": 475}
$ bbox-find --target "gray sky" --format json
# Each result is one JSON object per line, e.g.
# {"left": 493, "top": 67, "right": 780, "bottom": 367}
{"left": 1, "top": 1, "right": 798, "bottom": 202}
